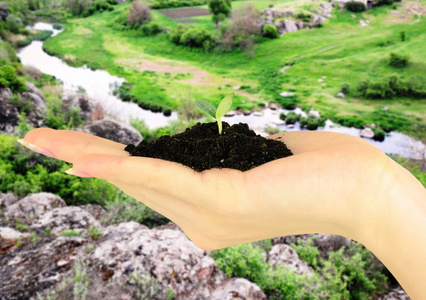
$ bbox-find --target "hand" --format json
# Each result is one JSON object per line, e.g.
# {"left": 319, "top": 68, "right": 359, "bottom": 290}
{"left": 20, "top": 128, "right": 395, "bottom": 251}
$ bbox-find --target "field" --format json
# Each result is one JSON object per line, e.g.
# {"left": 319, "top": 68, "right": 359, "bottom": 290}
{"left": 43, "top": 0, "right": 426, "bottom": 140}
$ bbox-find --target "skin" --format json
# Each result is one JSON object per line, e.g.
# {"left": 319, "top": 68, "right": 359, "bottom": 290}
{"left": 21, "top": 128, "right": 426, "bottom": 298}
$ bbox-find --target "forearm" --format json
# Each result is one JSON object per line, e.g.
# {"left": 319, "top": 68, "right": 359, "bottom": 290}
{"left": 356, "top": 162, "right": 426, "bottom": 299}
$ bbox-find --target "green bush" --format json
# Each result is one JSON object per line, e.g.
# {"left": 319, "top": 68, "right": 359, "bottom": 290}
{"left": 179, "top": 28, "right": 213, "bottom": 48}
{"left": 341, "top": 83, "right": 350, "bottom": 95}
{"left": 284, "top": 112, "right": 300, "bottom": 124}
{"left": 389, "top": 52, "right": 409, "bottom": 68}
{"left": 344, "top": 1, "right": 367, "bottom": 12}
{"left": 262, "top": 24, "right": 279, "bottom": 39}
{"left": 170, "top": 25, "right": 188, "bottom": 45}
{"left": 0, "top": 65, "right": 27, "bottom": 93}
{"left": 372, "top": 127, "right": 386, "bottom": 141}
{"left": 140, "top": 23, "right": 162, "bottom": 36}
{"left": 365, "top": 80, "right": 394, "bottom": 99}
{"left": 300, "top": 116, "right": 326, "bottom": 130}
{"left": 294, "top": 12, "right": 311, "bottom": 22}
{"left": 290, "top": 236, "right": 320, "bottom": 269}
{"left": 5, "top": 14, "right": 22, "bottom": 34}
{"left": 150, "top": 0, "right": 207, "bottom": 9}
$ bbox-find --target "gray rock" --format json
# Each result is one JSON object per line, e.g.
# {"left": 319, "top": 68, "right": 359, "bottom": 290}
{"left": 321, "top": 2, "right": 333, "bottom": 15}
{"left": 0, "top": 2, "right": 9, "bottom": 21}
{"left": 377, "top": 286, "right": 411, "bottom": 300}
{"left": 25, "top": 82, "right": 45, "bottom": 101}
{"left": 360, "top": 127, "right": 374, "bottom": 139}
{"left": 280, "top": 91, "right": 295, "bottom": 97}
{"left": 308, "top": 108, "right": 321, "bottom": 118}
{"left": 4, "top": 192, "right": 66, "bottom": 225}
{"left": 0, "top": 227, "right": 23, "bottom": 239}
{"left": 283, "top": 19, "right": 299, "bottom": 32}
{"left": 337, "top": 92, "right": 346, "bottom": 98}
{"left": 313, "top": 234, "right": 353, "bottom": 254}
{"left": 268, "top": 244, "right": 313, "bottom": 275}
{"left": 62, "top": 90, "right": 98, "bottom": 121}
{"left": 31, "top": 206, "right": 101, "bottom": 236}
{"left": 211, "top": 278, "right": 267, "bottom": 299}
{"left": 19, "top": 89, "right": 47, "bottom": 128}
{"left": 0, "top": 88, "right": 19, "bottom": 134}
{"left": 0, "top": 193, "right": 20, "bottom": 209}
{"left": 311, "top": 13, "right": 326, "bottom": 25}
{"left": 77, "top": 119, "right": 143, "bottom": 145}
{"left": 79, "top": 204, "right": 107, "bottom": 221}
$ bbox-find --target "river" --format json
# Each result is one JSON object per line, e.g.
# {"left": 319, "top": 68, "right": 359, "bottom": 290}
{"left": 18, "top": 22, "right": 425, "bottom": 160}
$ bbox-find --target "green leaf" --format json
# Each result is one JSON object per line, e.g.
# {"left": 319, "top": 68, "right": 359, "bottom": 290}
{"left": 216, "top": 93, "right": 233, "bottom": 120}
{"left": 195, "top": 100, "right": 217, "bottom": 119}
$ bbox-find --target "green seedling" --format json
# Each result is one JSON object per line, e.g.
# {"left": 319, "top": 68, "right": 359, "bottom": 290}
{"left": 195, "top": 93, "right": 234, "bottom": 134}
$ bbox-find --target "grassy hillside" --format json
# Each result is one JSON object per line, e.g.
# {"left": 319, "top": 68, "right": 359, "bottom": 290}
{"left": 43, "top": 0, "right": 426, "bottom": 139}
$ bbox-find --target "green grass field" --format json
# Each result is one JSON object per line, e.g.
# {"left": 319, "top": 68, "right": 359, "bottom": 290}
{"left": 43, "top": 0, "right": 426, "bottom": 139}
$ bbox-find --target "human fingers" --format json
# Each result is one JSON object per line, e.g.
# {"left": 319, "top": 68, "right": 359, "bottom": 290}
{"left": 20, "top": 128, "right": 129, "bottom": 164}
{"left": 68, "top": 153, "right": 220, "bottom": 207}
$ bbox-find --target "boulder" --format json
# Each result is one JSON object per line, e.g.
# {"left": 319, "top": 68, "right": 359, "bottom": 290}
{"left": 0, "top": 227, "right": 23, "bottom": 239}
{"left": 0, "top": 2, "right": 9, "bottom": 22}
{"left": 377, "top": 286, "right": 411, "bottom": 300}
{"left": 0, "top": 193, "right": 20, "bottom": 209}
{"left": 62, "top": 90, "right": 98, "bottom": 121}
{"left": 211, "top": 278, "right": 267, "bottom": 299}
{"left": 77, "top": 119, "right": 143, "bottom": 145}
{"left": 283, "top": 19, "right": 299, "bottom": 32}
{"left": 313, "top": 234, "right": 353, "bottom": 254}
{"left": 321, "top": 2, "right": 333, "bottom": 16}
{"left": 25, "top": 82, "right": 45, "bottom": 101}
{"left": 280, "top": 91, "right": 295, "bottom": 97}
{"left": 360, "top": 127, "right": 374, "bottom": 139}
{"left": 4, "top": 192, "right": 66, "bottom": 225}
{"left": 336, "top": 92, "right": 346, "bottom": 98}
{"left": 19, "top": 90, "right": 47, "bottom": 128}
{"left": 308, "top": 108, "right": 321, "bottom": 118}
{"left": 268, "top": 244, "right": 313, "bottom": 275}
{"left": 31, "top": 206, "right": 101, "bottom": 236}
{"left": 0, "top": 88, "right": 19, "bottom": 134}
{"left": 311, "top": 13, "right": 326, "bottom": 25}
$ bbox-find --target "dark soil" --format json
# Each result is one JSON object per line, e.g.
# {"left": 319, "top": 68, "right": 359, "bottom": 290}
{"left": 124, "top": 122, "right": 293, "bottom": 172}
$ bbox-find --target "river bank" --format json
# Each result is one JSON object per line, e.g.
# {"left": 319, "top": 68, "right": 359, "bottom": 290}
{"left": 18, "top": 22, "right": 426, "bottom": 160}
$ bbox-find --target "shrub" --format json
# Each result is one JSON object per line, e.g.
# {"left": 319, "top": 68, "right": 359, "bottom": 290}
{"left": 372, "top": 127, "right": 386, "bottom": 141}
{"left": 128, "top": 1, "right": 152, "bottom": 27}
{"left": 389, "top": 52, "right": 409, "bottom": 68}
{"left": 180, "top": 28, "right": 213, "bottom": 48}
{"left": 365, "top": 80, "right": 394, "bottom": 99}
{"left": 300, "top": 116, "right": 326, "bottom": 130}
{"left": 295, "top": 12, "right": 311, "bottom": 22}
{"left": 5, "top": 14, "right": 22, "bottom": 34}
{"left": 344, "top": 1, "right": 366, "bottom": 12}
{"left": 170, "top": 25, "right": 187, "bottom": 44}
{"left": 0, "top": 65, "right": 27, "bottom": 93}
{"left": 284, "top": 112, "right": 300, "bottom": 124}
{"left": 208, "top": 0, "right": 231, "bottom": 27}
{"left": 140, "top": 23, "right": 161, "bottom": 36}
{"left": 262, "top": 24, "right": 279, "bottom": 39}
{"left": 220, "top": 4, "right": 261, "bottom": 54}
{"left": 341, "top": 83, "right": 350, "bottom": 95}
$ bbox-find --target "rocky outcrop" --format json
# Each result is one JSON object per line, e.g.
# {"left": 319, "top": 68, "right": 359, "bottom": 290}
{"left": 268, "top": 244, "right": 313, "bottom": 275}
{"left": 0, "top": 88, "right": 19, "bottom": 134}
{"left": 62, "top": 90, "right": 101, "bottom": 122}
{"left": 0, "top": 192, "right": 267, "bottom": 300}
{"left": 77, "top": 119, "right": 143, "bottom": 145}
{"left": 20, "top": 82, "right": 47, "bottom": 128}
{"left": 0, "top": 2, "right": 9, "bottom": 22}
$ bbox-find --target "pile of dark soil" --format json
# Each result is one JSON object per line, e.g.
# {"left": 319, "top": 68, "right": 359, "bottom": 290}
{"left": 124, "top": 122, "right": 293, "bottom": 172}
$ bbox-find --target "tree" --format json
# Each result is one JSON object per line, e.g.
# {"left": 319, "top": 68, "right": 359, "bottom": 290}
{"left": 128, "top": 1, "right": 152, "bottom": 27}
{"left": 208, "top": 0, "right": 231, "bottom": 28}
{"left": 63, "top": 0, "right": 91, "bottom": 16}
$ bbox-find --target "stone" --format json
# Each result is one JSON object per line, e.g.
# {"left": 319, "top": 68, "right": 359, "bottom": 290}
{"left": 79, "top": 204, "right": 108, "bottom": 221}
{"left": 62, "top": 90, "right": 97, "bottom": 121}
{"left": 360, "top": 127, "right": 374, "bottom": 139}
{"left": 377, "top": 286, "right": 411, "bottom": 300}
{"left": 360, "top": 20, "right": 369, "bottom": 26}
{"left": 269, "top": 103, "right": 279, "bottom": 110}
{"left": 211, "top": 278, "right": 267, "bottom": 299}
{"left": 4, "top": 192, "right": 66, "bottom": 225}
{"left": 321, "top": 2, "right": 333, "bottom": 15}
{"left": 283, "top": 19, "right": 298, "bottom": 32}
{"left": 25, "top": 82, "right": 45, "bottom": 101}
{"left": 336, "top": 92, "right": 346, "bottom": 98}
{"left": 311, "top": 13, "right": 326, "bottom": 25}
{"left": 0, "top": 193, "right": 20, "bottom": 209}
{"left": 313, "top": 234, "right": 353, "bottom": 254}
{"left": 232, "top": 86, "right": 240, "bottom": 90}
{"left": 77, "top": 119, "right": 143, "bottom": 145}
{"left": 31, "top": 206, "right": 101, "bottom": 236}
{"left": 0, "top": 2, "right": 9, "bottom": 21}
{"left": 268, "top": 244, "right": 313, "bottom": 275}
{"left": 308, "top": 108, "right": 321, "bottom": 118}
{"left": 253, "top": 112, "right": 264, "bottom": 117}
{"left": 318, "top": 79, "right": 323, "bottom": 82}
{"left": 243, "top": 110, "right": 252, "bottom": 116}
{"left": 280, "top": 91, "right": 294, "bottom": 97}
{"left": 19, "top": 89, "right": 47, "bottom": 128}
{"left": 0, "top": 227, "right": 23, "bottom": 239}
{"left": 0, "top": 88, "right": 19, "bottom": 134}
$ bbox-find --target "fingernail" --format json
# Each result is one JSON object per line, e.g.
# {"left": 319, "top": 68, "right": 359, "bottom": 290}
{"left": 65, "top": 168, "right": 93, "bottom": 178}
{"left": 17, "top": 139, "right": 58, "bottom": 159}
